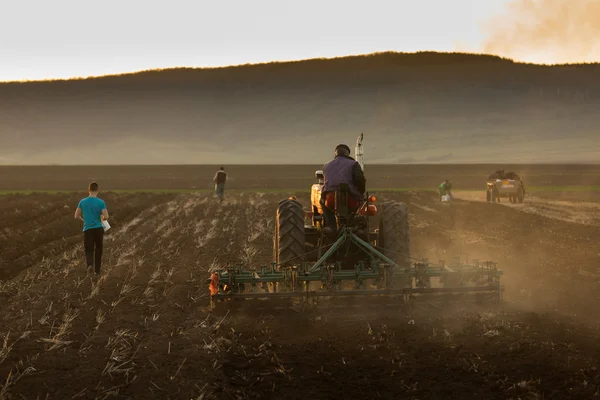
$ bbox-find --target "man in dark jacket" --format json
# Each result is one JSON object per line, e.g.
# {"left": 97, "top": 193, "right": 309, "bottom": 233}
{"left": 213, "top": 167, "right": 227, "bottom": 202}
{"left": 319, "top": 144, "right": 366, "bottom": 232}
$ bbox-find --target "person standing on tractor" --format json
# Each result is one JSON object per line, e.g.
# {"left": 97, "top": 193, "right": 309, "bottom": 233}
{"left": 439, "top": 179, "right": 453, "bottom": 200}
{"left": 320, "top": 144, "right": 366, "bottom": 234}
{"left": 488, "top": 169, "right": 506, "bottom": 180}
{"left": 213, "top": 167, "right": 227, "bottom": 202}
{"left": 74, "top": 182, "right": 109, "bottom": 276}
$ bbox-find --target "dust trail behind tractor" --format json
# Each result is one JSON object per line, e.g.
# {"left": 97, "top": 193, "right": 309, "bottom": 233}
{"left": 206, "top": 134, "right": 503, "bottom": 311}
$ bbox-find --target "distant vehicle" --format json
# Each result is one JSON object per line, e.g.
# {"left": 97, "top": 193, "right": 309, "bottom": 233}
{"left": 486, "top": 170, "right": 525, "bottom": 203}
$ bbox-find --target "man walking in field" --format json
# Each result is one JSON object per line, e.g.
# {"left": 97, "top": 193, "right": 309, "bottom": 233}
{"left": 74, "top": 182, "right": 109, "bottom": 276}
{"left": 213, "top": 167, "right": 227, "bottom": 202}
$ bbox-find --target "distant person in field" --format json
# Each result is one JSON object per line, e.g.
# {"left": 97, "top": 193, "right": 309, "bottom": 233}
{"left": 489, "top": 170, "right": 506, "bottom": 180}
{"left": 504, "top": 171, "right": 519, "bottom": 180}
{"left": 74, "top": 182, "right": 109, "bottom": 276}
{"left": 439, "top": 179, "right": 452, "bottom": 200}
{"left": 213, "top": 167, "right": 227, "bottom": 201}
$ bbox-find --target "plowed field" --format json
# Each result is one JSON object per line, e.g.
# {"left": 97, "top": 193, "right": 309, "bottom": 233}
{"left": 1, "top": 189, "right": 600, "bottom": 399}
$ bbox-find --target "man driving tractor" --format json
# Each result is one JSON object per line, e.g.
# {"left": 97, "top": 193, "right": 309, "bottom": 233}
{"left": 320, "top": 144, "right": 366, "bottom": 234}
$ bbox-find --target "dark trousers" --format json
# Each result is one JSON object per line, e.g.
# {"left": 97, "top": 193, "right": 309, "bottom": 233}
{"left": 320, "top": 197, "right": 338, "bottom": 231}
{"left": 84, "top": 227, "right": 104, "bottom": 273}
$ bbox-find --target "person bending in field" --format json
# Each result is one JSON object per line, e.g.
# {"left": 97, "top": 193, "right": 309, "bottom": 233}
{"left": 439, "top": 179, "right": 453, "bottom": 200}
{"left": 213, "top": 167, "right": 227, "bottom": 202}
{"left": 74, "top": 182, "right": 109, "bottom": 276}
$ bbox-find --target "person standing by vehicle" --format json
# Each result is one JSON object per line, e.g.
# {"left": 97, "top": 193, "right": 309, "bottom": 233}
{"left": 213, "top": 167, "right": 227, "bottom": 202}
{"left": 439, "top": 179, "right": 453, "bottom": 200}
{"left": 74, "top": 182, "right": 109, "bottom": 275}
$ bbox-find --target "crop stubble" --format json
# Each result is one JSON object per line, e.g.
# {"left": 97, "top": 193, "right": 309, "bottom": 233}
{"left": 0, "top": 189, "right": 600, "bottom": 399}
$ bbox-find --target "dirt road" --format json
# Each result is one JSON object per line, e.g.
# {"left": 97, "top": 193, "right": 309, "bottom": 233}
{"left": 455, "top": 190, "right": 600, "bottom": 226}
{"left": 1, "top": 191, "right": 599, "bottom": 399}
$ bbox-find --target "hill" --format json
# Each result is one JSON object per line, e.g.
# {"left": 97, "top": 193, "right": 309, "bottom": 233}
{"left": 1, "top": 51, "right": 599, "bottom": 165}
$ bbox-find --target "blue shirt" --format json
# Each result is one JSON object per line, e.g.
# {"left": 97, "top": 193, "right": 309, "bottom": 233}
{"left": 78, "top": 196, "right": 107, "bottom": 232}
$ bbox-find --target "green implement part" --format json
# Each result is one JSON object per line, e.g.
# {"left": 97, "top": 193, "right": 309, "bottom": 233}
{"left": 206, "top": 227, "right": 503, "bottom": 310}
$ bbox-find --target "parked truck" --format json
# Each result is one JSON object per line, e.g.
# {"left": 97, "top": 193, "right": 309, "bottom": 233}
{"left": 486, "top": 170, "right": 525, "bottom": 203}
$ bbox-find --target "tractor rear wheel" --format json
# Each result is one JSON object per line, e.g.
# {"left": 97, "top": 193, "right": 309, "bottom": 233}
{"left": 378, "top": 201, "right": 411, "bottom": 268}
{"left": 274, "top": 198, "right": 305, "bottom": 267}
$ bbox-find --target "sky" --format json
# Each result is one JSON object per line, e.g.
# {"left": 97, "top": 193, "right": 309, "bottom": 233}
{"left": 0, "top": 0, "right": 597, "bottom": 82}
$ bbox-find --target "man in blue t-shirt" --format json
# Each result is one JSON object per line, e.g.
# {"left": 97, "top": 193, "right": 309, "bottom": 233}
{"left": 74, "top": 182, "right": 109, "bottom": 275}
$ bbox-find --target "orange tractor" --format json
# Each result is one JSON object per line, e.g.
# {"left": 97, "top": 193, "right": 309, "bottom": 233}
{"left": 208, "top": 134, "right": 503, "bottom": 309}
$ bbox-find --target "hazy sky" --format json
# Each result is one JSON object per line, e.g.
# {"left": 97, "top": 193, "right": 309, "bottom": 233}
{"left": 1, "top": 0, "right": 595, "bottom": 81}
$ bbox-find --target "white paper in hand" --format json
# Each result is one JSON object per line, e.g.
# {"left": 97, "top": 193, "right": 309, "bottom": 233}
{"left": 102, "top": 220, "right": 111, "bottom": 232}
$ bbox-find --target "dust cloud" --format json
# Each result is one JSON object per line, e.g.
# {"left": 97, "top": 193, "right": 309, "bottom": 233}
{"left": 483, "top": 0, "right": 600, "bottom": 64}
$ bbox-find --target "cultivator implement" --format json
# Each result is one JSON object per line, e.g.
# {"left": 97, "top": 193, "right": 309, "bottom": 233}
{"left": 207, "top": 227, "right": 503, "bottom": 311}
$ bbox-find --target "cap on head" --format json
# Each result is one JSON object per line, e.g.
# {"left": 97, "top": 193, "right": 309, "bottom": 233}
{"left": 89, "top": 182, "right": 99, "bottom": 192}
{"left": 334, "top": 144, "right": 351, "bottom": 157}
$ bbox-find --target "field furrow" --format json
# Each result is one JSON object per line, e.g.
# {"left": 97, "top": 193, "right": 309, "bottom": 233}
{"left": 1, "top": 190, "right": 599, "bottom": 399}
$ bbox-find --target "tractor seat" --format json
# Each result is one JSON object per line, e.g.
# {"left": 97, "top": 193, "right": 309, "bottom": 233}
{"left": 323, "top": 184, "right": 377, "bottom": 218}
{"left": 324, "top": 191, "right": 360, "bottom": 212}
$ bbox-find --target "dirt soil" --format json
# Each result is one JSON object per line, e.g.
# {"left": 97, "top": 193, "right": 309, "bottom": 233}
{"left": 1, "top": 190, "right": 600, "bottom": 399}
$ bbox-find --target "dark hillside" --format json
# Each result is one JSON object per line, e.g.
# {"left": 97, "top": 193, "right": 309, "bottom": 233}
{"left": 1, "top": 52, "right": 598, "bottom": 164}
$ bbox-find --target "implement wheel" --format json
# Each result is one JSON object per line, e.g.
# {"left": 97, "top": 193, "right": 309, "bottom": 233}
{"left": 274, "top": 198, "right": 305, "bottom": 267}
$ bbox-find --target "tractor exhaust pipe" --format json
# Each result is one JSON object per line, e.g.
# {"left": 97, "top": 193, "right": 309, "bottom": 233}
{"left": 355, "top": 133, "right": 364, "bottom": 171}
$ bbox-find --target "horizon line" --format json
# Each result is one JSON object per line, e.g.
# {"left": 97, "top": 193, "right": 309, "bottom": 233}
{"left": 2, "top": 50, "right": 600, "bottom": 84}
{"left": 1, "top": 162, "right": 600, "bottom": 167}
